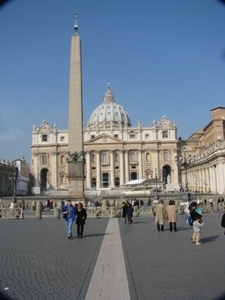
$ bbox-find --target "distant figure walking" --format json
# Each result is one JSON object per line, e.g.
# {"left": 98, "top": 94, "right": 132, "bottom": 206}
{"left": 167, "top": 200, "right": 177, "bottom": 232}
{"left": 76, "top": 202, "right": 87, "bottom": 238}
{"left": 62, "top": 200, "right": 77, "bottom": 239}
{"left": 155, "top": 200, "right": 166, "bottom": 231}
{"left": 126, "top": 202, "right": 134, "bottom": 224}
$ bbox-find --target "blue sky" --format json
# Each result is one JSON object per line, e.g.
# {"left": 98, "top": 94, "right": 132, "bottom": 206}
{"left": 0, "top": 0, "right": 225, "bottom": 164}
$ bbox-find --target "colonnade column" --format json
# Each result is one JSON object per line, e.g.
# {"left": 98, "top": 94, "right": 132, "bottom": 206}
{"left": 120, "top": 150, "right": 124, "bottom": 186}
{"left": 51, "top": 152, "right": 58, "bottom": 189}
{"left": 110, "top": 150, "right": 115, "bottom": 188}
{"left": 86, "top": 151, "right": 91, "bottom": 188}
{"left": 96, "top": 150, "right": 101, "bottom": 188}
{"left": 125, "top": 150, "right": 129, "bottom": 183}
{"left": 138, "top": 150, "right": 143, "bottom": 179}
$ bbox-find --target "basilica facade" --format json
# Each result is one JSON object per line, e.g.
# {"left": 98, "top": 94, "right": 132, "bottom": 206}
{"left": 31, "top": 85, "right": 179, "bottom": 191}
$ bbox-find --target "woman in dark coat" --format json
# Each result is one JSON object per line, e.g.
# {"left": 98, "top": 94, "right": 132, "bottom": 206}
{"left": 221, "top": 211, "right": 225, "bottom": 235}
{"left": 126, "top": 202, "right": 134, "bottom": 224}
{"left": 76, "top": 203, "right": 87, "bottom": 238}
{"left": 122, "top": 202, "right": 128, "bottom": 224}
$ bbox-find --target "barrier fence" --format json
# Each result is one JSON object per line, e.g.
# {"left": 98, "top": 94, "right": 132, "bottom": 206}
{"left": 0, "top": 201, "right": 224, "bottom": 219}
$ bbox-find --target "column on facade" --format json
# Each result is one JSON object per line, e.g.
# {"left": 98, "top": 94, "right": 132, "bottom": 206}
{"left": 86, "top": 151, "right": 91, "bottom": 188}
{"left": 209, "top": 165, "right": 216, "bottom": 193}
{"left": 119, "top": 150, "right": 124, "bottom": 186}
{"left": 33, "top": 152, "right": 39, "bottom": 186}
{"left": 51, "top": 152, "right": 58, "bottom": 189}
{"left": 172, "top": 149, "right": 179, "bottom": 186}
{"left": 96, "top": 150, "right": 101, "bottom": 188}
{"left": 138, "top": 150, "right": 143, "bottom": 179}
{"left": 199, "top": 169, "right": 203, "bottom": 192}
{"left": 217, "top": 161, "right": 225, "bottom": 194}
{"left": 201, "top": 169, "right": 205, "bottom": 192}
{"left": 206, "top": 167, "right": 210, "bottom": 192}
{"left": 153, "top": 149, "right": 159, "bottom": 176}
{"left": 110, "top": 150, "right": 115, "bottom": 188}
{"left": 125, "top": 150, "right": 129, "bottom": 183}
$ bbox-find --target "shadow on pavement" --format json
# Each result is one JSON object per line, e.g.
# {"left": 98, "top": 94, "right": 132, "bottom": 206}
{"left": 201, "top": 235, "right": 219, "bottom": 243}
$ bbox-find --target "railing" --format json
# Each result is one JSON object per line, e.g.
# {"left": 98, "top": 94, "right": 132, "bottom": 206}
{"left": 0, "top": 208, "right": 24, "bottom": 219}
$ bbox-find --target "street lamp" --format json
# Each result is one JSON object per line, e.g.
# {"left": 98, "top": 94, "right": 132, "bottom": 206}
{"left": 155, "top": 168, "right": 160, "bottom": 200}
{"left": 13, "top": 168, "right": 18, "bottom": 204}
{"left": 175, "top": 147, "right": 195, "bottom": 192}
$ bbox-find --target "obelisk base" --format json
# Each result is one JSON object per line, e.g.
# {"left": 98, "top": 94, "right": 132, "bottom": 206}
{"left": 67, "top": 162, "right": 85, "bottom": 202}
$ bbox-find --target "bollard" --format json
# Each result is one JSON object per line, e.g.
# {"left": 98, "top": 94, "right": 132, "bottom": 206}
{"left": 54, "top": 207, "right": 60, "bottom": 219}
{"left": 35, "top": 201, "right": 42, "bottom": 219}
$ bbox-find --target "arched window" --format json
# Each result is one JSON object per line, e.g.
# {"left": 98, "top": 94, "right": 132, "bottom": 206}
{"left": 42, "top": 154, "right": 47, "bottom": 165}
{"left": 130, "top": 152, "right": 136, "bottom": 162}
{"left": 163, "top": 151, "right": 169, "bottom": 162}
{"left": 61, "top": 155, "right": 65, "bottom": 164}
{"left": 115, "top": 153, "right": 119, "bottom": 162}
{"left": 146, "top": 153, "right": 150, "bottom": 162}
{"left": 91, "top": 154, "right": 96, "bottom": 163}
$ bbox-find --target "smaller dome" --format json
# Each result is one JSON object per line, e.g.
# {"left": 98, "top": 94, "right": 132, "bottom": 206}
{"left": 88, "top": 85, "right": 131, "bottom": 128}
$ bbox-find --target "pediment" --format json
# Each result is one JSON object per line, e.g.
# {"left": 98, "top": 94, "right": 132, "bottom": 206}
{"left": 33, "top": 120, "right": 57, "bottom": 134}
{"left": 84, "top": 133, "right": 123, "bottom": 145}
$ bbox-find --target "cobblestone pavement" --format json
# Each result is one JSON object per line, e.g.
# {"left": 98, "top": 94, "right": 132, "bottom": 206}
{"left": 0, "top": 211, "right": 225, "bottom": 300}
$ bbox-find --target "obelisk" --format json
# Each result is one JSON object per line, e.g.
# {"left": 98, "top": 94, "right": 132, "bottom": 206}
{"left": 67, "top": 11, "right": 84, "bottom": 200}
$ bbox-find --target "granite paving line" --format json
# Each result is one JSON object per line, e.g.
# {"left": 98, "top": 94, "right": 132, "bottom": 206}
{"left": 85, "top": 218, "right": 130, "bottom": 300}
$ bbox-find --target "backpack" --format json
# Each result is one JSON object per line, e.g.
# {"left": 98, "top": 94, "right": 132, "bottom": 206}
{"left": 186, "top": 214, "right": 193, "bottom": 226}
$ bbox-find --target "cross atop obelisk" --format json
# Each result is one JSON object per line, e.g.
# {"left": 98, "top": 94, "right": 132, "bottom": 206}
{"left": 73, "top": 10, "right": 80, "bottom": 34}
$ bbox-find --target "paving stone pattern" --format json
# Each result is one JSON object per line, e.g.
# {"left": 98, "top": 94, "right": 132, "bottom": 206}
{"left": 0, "top": 211, "right": 225, "bottom": 300}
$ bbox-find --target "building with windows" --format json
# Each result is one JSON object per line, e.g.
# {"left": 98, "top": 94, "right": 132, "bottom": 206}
{"left": 31, "top": 85, "right": 179, "bottom": 191}
{"left": 0, "top": 157, "right": 30, "bottom": 196}
{"left": 177, "top": 107, "right": 225, "bottom": 194}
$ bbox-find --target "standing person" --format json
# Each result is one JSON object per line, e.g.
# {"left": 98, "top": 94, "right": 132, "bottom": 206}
{"left": 62, "top": 200, "right": 77, "bottom": 239}
{"left": 76, "top": 202, "right": 87, "bottom": 238}
{"left": 167, "top": 200, "right": 177, "bottom": 232}
{"left": 126, "top": 201, "right": 134, "bottom": 224}
{"left": 221, "top": 210, "right": 225, "bottom": 236}
{"left": 155, "top": 200, "right": 166, "bottom": 231}
{"left": 189, "top": 202, "right": 202, "bottom": 224}
{"left": 192, "top": 216, "right": 204, "bottom": 245}
{"left": 122, "top": 202, "right": 128, "bottom": 224}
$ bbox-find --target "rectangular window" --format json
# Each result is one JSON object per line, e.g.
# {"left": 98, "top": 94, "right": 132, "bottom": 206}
{"left": 114, "top": 134, "right": 118, "bottom": 138}
{"left": 91, "top": 135, "right": 95, "bottom": 139}
{"left": 145, "top": 134, "right": 149, "bottom": 139}
{"left": 162, "top": 131, "right": 168, "bottom": 138}
{"left": 60, "top": 136, "right": 65, "bottom": 142}
{"left": 129, "top": 134, "right": 135, "bottom": 139}
{"left": 42, "top": 135, "right": 47, "bottom": 142}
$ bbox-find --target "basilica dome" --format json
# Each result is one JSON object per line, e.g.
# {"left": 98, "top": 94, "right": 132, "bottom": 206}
{"left": 87, "top": 85, "right": 131, "bottom": 128}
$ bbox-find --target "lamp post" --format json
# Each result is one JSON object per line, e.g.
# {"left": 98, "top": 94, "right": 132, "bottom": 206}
{"left": 155, "top": 168, "right": 159, "bottom": 200}
{"left": 13, "top": 168, "right": 18, "bottom": 204}
{"left": 175, "top": 147, "right": 195, "bottom": 192}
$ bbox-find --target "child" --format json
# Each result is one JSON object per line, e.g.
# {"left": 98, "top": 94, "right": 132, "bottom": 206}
{"left": 192, "top": 216, "right": 204, "bottom": 245}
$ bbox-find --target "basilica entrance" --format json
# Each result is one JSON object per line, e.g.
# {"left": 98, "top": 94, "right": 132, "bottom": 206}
{"left": 130, "top": 172, "right": 137, "bottom": 180}
{"left": 162, "top": 165, "right": 171, "bottom": 184}
{"left": 40, "top": 168, "right": 48, "bottom": 190}
{"left": 102, "top": 173, "right": 109, "bottom": 188}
